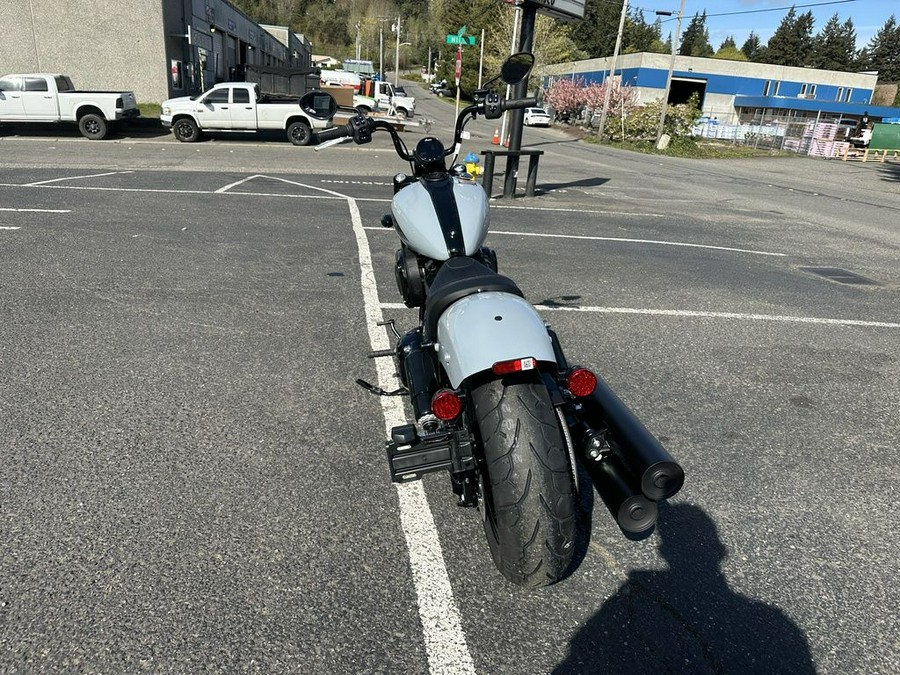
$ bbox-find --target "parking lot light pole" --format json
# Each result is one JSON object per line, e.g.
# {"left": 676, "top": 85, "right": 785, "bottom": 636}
{"left": 655, "top": 0, "right": 686, "bottom": 147}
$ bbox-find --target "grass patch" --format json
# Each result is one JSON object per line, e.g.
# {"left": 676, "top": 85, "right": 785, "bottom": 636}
{"left": 584, "top": 134, "right": 793, "bottom": 159}
{"left": 137, "top": 103, "right": 161, "bottom": 118}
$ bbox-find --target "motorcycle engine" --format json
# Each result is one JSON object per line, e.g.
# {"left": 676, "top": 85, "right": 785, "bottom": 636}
{"left": 395, "top": 246, "right": 427, "bottom": 307}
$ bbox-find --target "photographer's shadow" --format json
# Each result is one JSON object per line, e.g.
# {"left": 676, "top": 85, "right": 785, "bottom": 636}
{"left": 554, "top": 503, "right": 816, "bottom": 674}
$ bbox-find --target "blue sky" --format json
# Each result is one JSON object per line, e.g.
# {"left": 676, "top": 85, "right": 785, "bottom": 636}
{"left": 629, "top": 0, "right": 895, "bottom": 51}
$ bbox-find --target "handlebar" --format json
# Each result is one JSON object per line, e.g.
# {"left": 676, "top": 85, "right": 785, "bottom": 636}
{"left": 316, "top": 122, "right": 354, "bottom": 143}
{"left": 501, "top": 97, "right": 538, "bottom": 111}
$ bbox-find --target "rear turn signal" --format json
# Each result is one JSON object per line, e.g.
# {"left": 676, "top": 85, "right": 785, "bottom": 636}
{"left": 431, "top": 389, "right": 463, "bottom": 420}
{"left": 492, "top": 357, "right": 536, "bottom": 375}
{"left": 566, "top": 367, "right": 597, "bottom": 397}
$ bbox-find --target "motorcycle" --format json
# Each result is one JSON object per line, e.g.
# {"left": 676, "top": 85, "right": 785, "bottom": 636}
{"left": 299, "top": 53, "right": 685, "bottom": 587}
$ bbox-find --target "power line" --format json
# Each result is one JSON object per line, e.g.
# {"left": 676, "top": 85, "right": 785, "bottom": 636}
{"left": 639, "top": 0, "right": 861, "bottom": 23}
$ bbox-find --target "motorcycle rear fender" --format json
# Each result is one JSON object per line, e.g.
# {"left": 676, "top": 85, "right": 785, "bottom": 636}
{"left": 435, "top": 292, "right": 556, "bottom": 388}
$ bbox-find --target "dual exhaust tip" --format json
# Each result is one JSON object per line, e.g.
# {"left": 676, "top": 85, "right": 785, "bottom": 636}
{"left": 571, "top": 376, "right": 685, "bottom": 534}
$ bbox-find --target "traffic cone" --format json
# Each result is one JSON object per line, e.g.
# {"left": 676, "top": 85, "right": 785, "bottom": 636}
{"left": 491, "top": 127, "right": 500, "bottom": 145}
{"left": 503, "top": 134, "right": 510, "bottom": 148}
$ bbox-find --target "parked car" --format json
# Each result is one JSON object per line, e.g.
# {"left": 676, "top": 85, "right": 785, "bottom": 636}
{"left": 0, "top": 73, "right": 139, "bottom": 139}
{"left": 523, "top": 107, "right": 551, "bottom": 127}
{"left": 429, "top": 79, "right": 453, "bottom": 97}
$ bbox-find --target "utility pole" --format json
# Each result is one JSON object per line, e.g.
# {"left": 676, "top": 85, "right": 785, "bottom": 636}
{"left": 377, "top": 16, "right": 390, "bottom": 80}
{"left": 596, "top": 0, "right": 629, "bottom": 140}
{"left": 499, "top": 2, "right": 522, "bottom": 148}
{"left": 394, "top": 15, "right": 401, "bottom": 86}
{"left": 355, "top": 22, "right": 361, "bottom": 61}
{"left": 656, "top": 0, "right": 686, "bottom": 147}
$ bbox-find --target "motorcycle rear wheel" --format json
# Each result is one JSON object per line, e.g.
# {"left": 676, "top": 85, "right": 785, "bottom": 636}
{"left": 472, "top": 372, "right": 576, "bottom": 587}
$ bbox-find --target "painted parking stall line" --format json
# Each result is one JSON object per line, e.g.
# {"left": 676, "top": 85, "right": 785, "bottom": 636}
{"left": 22, "top": 170, "right": 133, "bottom": 186}
{"left": 380, "top": 303, "right": 899, "bottom": 329}
{"left": 0, "top": 208, "right": 71, "bottom": 213}
{"left": 245, "top": 175, "right": 475, "bottom": 675}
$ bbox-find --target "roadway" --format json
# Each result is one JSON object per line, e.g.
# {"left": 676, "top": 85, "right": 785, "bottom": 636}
{"left": 0, "top": 90, "right": 898, "bottom": 674}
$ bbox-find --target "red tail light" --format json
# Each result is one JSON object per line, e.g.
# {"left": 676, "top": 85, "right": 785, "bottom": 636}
{"left": 566, "top": 367, "right": 597, "bottom": 397}
{"left": 492, "top": 357, "right": 537, "bottom": 375}
{"left": 431, "top": 389, "right": 463, "bottom": 420}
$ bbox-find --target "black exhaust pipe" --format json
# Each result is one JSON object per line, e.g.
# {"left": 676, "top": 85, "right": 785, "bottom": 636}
{"left": 581, "top": 453, "right": 658, "bottom": 533}
{"left": 579, "top": 377, "right": 685, "bottom": 501}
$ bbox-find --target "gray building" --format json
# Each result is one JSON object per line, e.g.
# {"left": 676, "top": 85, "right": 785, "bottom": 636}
{"left": 2, "top": 0, "right": 313, "bottom": 104}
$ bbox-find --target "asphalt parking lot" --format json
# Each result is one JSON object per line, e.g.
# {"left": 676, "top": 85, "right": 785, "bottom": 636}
{"left": 1, "top": 117, "right": 898, "bottom": 674}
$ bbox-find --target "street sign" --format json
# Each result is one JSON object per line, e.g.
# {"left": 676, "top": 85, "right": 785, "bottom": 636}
{"left": 523, "top": 0, "right": 586, "bottom": 21}
{"left": 446, "top": 34, "right": 475, "bottom": 45}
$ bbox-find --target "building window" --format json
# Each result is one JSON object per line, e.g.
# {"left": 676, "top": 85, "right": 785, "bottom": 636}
{"left": 763, "top": 80, "right": 771, "bottom": 96}
{"left": 799, "top": 83, "right": 807, "bottom": 95}
{"left": 774, "top": 81, "right": 781, "bottom": 96}
{"left": 836, "top": 87, "right": 844, "bottom": 101}
{"left": 808, "top": 84, "right": 816, "bottom": 98}
{"left": 845, "top": 88, "right": 853, "bottom": 102}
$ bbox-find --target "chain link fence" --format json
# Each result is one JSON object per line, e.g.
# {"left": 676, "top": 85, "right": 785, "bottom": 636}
{"left": 691, "top": 107, "right": 861, "bottom": 158}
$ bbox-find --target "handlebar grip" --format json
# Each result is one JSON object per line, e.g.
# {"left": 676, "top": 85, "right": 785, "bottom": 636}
{"left": 501, "top": 97, "right": 539, "bottom": 111}
{"left": 316, "top": 122, "right": 353, "bottom": 142}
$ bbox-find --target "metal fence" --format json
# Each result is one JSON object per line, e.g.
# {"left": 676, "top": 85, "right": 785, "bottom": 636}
{"left": 691, "top": 107, "right": 858, "bottom": 158}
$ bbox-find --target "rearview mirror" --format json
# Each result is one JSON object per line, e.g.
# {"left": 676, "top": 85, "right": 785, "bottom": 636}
{"left": 501, "top": 52, "right": 535, "bottom": 85}
{"left": 300, "top": 91, "right": 337, "bottom": 120}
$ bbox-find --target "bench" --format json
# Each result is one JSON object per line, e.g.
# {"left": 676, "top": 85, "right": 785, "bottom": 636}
{"left": 480, "top": 149, "right": 544, "bottom": 198}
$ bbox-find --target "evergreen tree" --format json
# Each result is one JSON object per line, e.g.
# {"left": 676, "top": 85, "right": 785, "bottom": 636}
{"left": 740, "top": 32, "right": 763, "bottom": 61}
{"left": 571, "top": 0, "right": 627, "bottom": 58}
{"left": 678, "top": 12, "right": 713, "bottom": 57}
{"left": 765, "top": 7, "right": 815, "bottom": 67}
{"left": 810, "top": 14, "right": 857, "bottom": 71}
{"left": 866, "top": 15, "right": 900, "bottom": 82}
{"left": 624, "top": 8, "right": 662, "bottom": 54}
{"left": 714, "top": 37, "right": 747, "bottom": 62}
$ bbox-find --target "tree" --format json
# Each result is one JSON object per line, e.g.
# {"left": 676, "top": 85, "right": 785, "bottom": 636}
{"left": 741, "top": 32, "right": 764, "bottom": 61}
{"left": 571, "top": 0, "right": 626, "bottom": 58}
{"left": 678, "top": 12, "right": 713, "bottom": 57}
{"left": 809, "top": 13, "right": 857, "bottom": 71}
{"left": 714, "top": 45, "right": 749, "bottom": 62}
{"left": 718, "top": 36, "right": 736, "bottom": 52}
{"left": 865, "top": 15, "right": 900, "bottom": 82}
{"left": 624, "top": 8, "right": 662, "bottom": 54}
{"left": 764, "top": 7, "right": 815, "bottom": 67}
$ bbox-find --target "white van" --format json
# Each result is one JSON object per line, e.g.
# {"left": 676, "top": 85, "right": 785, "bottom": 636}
{"left": 319, "top": 70, "right": 361, "bottom": 93}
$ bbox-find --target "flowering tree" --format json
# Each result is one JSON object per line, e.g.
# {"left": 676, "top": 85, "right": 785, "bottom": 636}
{"left": 545, "top": 77, "right": 586, "bottom": 122}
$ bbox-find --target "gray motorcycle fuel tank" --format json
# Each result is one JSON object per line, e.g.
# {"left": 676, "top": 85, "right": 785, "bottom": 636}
{"left": 391, "top": 174, "right": 489, "bottom": 260}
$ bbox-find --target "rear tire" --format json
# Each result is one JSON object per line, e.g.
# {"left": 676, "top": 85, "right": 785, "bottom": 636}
{"left": 287, "top": 121, "right": 312, "bottom": 146}
{"left": 78, "top": 113, "right": 107, "bottom": 140}
{"left": 472, "top": 372, "right": 576, "bottom": 587}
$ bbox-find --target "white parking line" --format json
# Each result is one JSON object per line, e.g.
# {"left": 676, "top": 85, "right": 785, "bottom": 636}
{"left": 380, "top": 302, "right": 898, "bottom": 328}
{"left": 364, "top": 226, "right": 785, "bottom": 257}
{"left": 256, "top": 175, "right": 475, "bottom": 675}
{"left": 0, "top": 207, "right": 71, "bottom": 213}
{"left": 214, "top": 174, "right": 264, "bottom": 193}
{"left": 491, "top": 230, "right": 787, "bottom": 257}
{"left": 0, "top": 226, "right": 22, "bottom": 230}
{"left": 22, "top": 171, "right": 133, "bottom": 186}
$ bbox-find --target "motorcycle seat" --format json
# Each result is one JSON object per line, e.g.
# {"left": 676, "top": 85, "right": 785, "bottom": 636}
{"left": 423, "top": 256, "right": 523, "bottom": 340}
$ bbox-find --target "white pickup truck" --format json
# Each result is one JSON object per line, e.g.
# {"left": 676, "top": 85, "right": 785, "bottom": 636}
{"left": 161, "top": 82, "right": 330, "bottom": 146}
{"left": 0, "top": 73, "right": 139, "bottom": 139}
{"left": 369, "top": 80, "right": 415, "bottom": 120}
